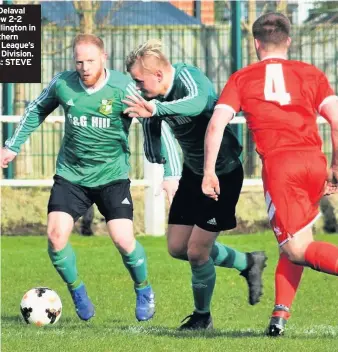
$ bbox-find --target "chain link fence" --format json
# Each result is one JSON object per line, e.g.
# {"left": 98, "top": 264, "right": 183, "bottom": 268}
{"left": 2, "top": 0, "right": 337, "bottom": 179}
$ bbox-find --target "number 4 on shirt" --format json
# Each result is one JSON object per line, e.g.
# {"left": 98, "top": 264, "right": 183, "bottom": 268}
{"left": 264, "top": 63, "right": 291, "bottom": 105}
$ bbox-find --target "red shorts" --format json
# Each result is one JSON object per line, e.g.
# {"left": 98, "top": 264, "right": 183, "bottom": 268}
{"left": 262, "top": 150, "right": 327, "bottom": 246}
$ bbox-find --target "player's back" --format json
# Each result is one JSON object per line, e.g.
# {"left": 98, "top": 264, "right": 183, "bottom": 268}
{"left": 229, "top": 58, "right": 333, "bottom": 157}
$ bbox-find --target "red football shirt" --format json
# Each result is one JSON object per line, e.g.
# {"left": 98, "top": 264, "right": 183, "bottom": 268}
{"left": 216, "top": 57, "right": 336, "bottom": 157}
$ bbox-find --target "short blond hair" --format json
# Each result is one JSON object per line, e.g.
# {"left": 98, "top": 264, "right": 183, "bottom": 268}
{"left": 73, "top": 34, "right": 105, "bottom": 52}
{"left": 125, "top": 39, "right": 170, "bottom": 72}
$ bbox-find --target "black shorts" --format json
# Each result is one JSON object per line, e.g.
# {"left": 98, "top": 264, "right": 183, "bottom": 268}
{"left": 48, "top": 175, "right": 133, "bottom": 222}
{"left": 168, "top": 164, "right": 243, "bottom": 232}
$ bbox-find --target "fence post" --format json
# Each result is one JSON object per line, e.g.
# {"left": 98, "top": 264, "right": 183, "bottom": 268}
{"left": 143, "top": 157, "right": 165, "bottom": 236}
{"left": 231, "top": 0, "right": 243, "bottom": 162}
{"left": 2, "top": 83, "right": 14, "bottom": 179}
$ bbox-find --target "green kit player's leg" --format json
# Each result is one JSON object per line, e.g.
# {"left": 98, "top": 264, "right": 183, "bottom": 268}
{"left": 48, "top": 242, "right": 94, "bottom": 320}
{"left": 121, "top": 240, "right": 148, "bottom": 287}
{"left": 211, "top": 242, "right": 248, "bottom": 270}
{"left": 120, "top": 241, "right": 155, "bottom": 321}
{"left": 191, "top": 258, "right": 216, "bottom": 314}
{"left": 179, "top": 258, "right": 215, "bottom": 330}
{"left": 48, "top": 242, "right": 81, "bottom": 287}
{"left": 211, "top": 242, "right": 267, "bottom": 305}
{"left": 173, "top": 242, "right": 267, "bottom": 306}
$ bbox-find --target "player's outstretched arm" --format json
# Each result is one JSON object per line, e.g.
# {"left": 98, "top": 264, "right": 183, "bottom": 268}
{"left": 4, "top": 73, "right": 61, "bottom": 154}
{"left": 202, "top": 108, "right": 234, "bottom": 201}
{"left": 320, "top": 99, "right": 338, "bottom": 191}
{"left": 123, "top": 91, "right": 154, "bottom": 118}
{"left": 124, "top": 69, "right": 210, "bottom": 119}
{"left": 148, "top": 70, "right": 210, "bottom": 119}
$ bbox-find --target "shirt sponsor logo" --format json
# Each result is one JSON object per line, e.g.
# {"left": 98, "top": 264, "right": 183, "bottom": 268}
{"left": 67, "top": 114, "right": 111, "bottom": 128}
{"left": 165, "top": 116, "right": 192, "bottom": 128}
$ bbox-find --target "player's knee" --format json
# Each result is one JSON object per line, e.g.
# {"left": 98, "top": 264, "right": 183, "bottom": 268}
{"left": 113, "top": 235, "right": 135, "bottom": 254}
{"left": 284, "top": 246, "right": 306, "bottom": 264}
{"left": 47, "top": 227, "right": 68, "bottom": 250}
{"left": 187, "top": 246, "right": 208, "bottom": 266}
{"left": 167, "top": 243, "right": 187, "bottom": 260}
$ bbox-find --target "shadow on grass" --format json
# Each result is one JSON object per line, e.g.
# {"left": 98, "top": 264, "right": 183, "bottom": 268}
{"left": 117, "top": 325, "right": 264, "bottom": 338}
{"left": 1, "top": 315, "right": 23, "bottom": 324}
{"left": 4, "top": 315, "right": 338, "bottom": 340}
{"left": 116, "top": 324, "right": 338, "bottom": 339}
{"left": 1, "top": 315, "right": 124, "bottom": 328}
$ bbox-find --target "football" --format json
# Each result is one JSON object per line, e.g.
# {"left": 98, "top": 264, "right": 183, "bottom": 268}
{"left": 20, "top": 287, "right": 62, "bottom": 326}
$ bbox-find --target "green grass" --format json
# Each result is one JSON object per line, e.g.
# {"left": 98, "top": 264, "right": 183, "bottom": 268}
{"left": 2, "top": 233, "right": 338, "bottom": 352}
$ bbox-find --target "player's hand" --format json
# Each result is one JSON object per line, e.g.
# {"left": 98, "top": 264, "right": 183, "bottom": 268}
{"left": 0, "top": 147, "right": 17, "bottom": 168}
{"left": 325, "top": 166, "right": 338, "bottom": 195}
{"left": 122, "top": 92, "right": 154, "bottom": 118}
{"left": 157, "top": 179, "right": 179, "bottom": 206}
{"left": 202, "top": 172, "right": 220, "bottom": 201}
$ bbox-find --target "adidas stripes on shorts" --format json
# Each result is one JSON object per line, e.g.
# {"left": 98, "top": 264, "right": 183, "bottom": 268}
{"left": 168, "top": 164, "right": 243, "bottom": 232}
{"left": 48, "top": 175, "right": 133, "bottom": 222}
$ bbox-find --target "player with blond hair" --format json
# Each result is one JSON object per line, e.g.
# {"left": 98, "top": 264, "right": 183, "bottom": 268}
{"left": 123, "top": 39, "right": 267, "bottom": 330}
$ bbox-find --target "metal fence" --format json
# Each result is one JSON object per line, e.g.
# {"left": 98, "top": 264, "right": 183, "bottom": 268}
{"left": 1, "top": 0, "right": 337, "bottom": 179}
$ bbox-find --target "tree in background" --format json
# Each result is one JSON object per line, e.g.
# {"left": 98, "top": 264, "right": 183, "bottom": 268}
{"left": 73, "top": 1, "right": 100, "bottom": 34}
{"left": 306, "top": 1, "right": 338, "bottom": 25}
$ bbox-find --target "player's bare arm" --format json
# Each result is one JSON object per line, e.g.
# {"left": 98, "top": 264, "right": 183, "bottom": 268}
{"left": 202, "top": 108, "right": 234, "bottom": 201}
{"left": 320, "top": 99, "right": 338, "bottom": 191}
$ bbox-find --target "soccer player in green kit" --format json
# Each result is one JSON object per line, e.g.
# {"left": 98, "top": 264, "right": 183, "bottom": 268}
{"left": 123, "top": 40, "right": 267, "bottom": 330}
{"left": 0, "top": 34, "right": 181, "bottom": 322}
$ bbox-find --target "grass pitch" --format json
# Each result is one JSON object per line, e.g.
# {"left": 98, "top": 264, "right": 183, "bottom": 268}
{"left": 2, "top": 233, "right": 338, "bottom": 352}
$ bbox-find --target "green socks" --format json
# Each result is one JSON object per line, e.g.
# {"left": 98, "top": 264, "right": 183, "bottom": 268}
{"left": 121, "top": 241, "right": 149, "bottom": 289}
{"left": 191, "top": 258, "right": 216, "bottom": 313}
{"left": 48, "top": 242, "right": 83, "bottom": 289}
{"left": 49, "top": 240, "right": 150, "bottom": 291}
{"left": 171, "top": 242, "right": 249, "bottom": 272}
{"left": 211, "top": 242, "right": 248, "bottom": 272}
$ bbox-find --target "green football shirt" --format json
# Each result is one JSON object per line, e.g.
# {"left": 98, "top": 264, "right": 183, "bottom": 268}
{"left": 6, "top": 70, "right": 181, "bottom": 186}
{"left": 152, "top": 63, "right": 242, "bottom": 176}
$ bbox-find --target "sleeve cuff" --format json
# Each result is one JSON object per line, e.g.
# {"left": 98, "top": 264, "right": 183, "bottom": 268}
{"left": 150, "top": 100, "right": 157, "bottom": 116}
{"left": 214, "top": 104, "right": 237, "bottom": 115}
{"left": 163, "top": 175, "right": 181, "bottom": 181}
{"left": 318, "top": 95, "right": 338, "bottom": 113}
{"left": 4, "top": 146, "right": 18, "bottom": 155}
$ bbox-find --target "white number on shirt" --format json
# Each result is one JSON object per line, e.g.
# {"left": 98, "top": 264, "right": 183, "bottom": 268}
{"left": 264, "top": 64, "right": 291, "bottom": 105}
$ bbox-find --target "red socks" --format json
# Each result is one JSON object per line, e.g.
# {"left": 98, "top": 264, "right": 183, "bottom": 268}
{"left": 304, "top": 241, "right": 338, "bottom": 275}
{"left": 272, "top": 241, "right": 338, "bottom": 319}
{"left": 274, "top": 253, "right": 304, "bottom": 311}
